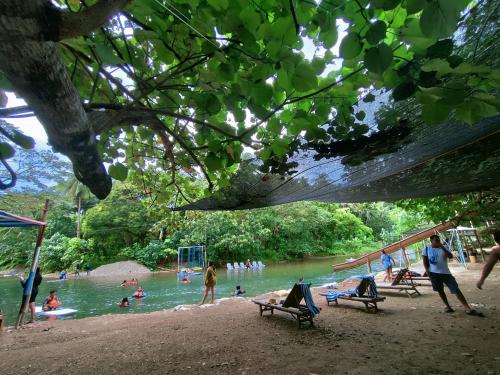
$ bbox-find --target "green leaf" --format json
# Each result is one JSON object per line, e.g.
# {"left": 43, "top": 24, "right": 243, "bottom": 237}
{"left": 0, "top": 142, "right": 15, "bottom": 159}
{"left": 194, "top": 93, "right": 221, "bottom": 115}
{"left": 271, "top": 139, "right": 289, "bottom": 157}
{"left": 399, "top": 18, "right": 436, "bottom": 53}
{"left": 208, "top": 140, "right": 222, "bottom": 153}
{"left": 252, "top": 84, "right": 274, "bottom": 106}
{"left": 205, "top": 152, "right": 224, "bottom": 172}
{"left": 422, "top": 101, "right": 450, "bottom": 124}
{"left": 363, "top": 93, "right": 376, "bottom": 102}
{"left": 108, "top": 163, "right": 128, "bottom": 181}
{"left": 365, "top": 21, "right": 387, "bottom": 45}
{"left": 426, "top": 39, "right": 453, "bottom": 59}
{"left": 405, "top": 0, "right": 425, "bottom": 14}
{"left": 456, "top": 99, "right": 499, "bottom": 125}
{"left": 364, "top": 44, "right": 393, "bottom": 74}
{"left": 319, "top": 29, "right": 338, "bottom": 49}
{"left": 267, "top": 118, "right": 282, "bottom": 135}
{"left": 355, "top": 111, "right": 366, "bottom": 121}
{"left": 291, "top": 62, "right": 318, "bottom": 92}
{"left": 207, "top": 0, "right": 229, "bottom": 11}
{"left": 392, "top": 81, "right": 417, "bottom": 101}
{"left": 133, "top": 29, "right": 158, "bottom": 43}
{"left": 420, "top": 0, "right": 461, "bottom": 39}
{"left": 371, "top": 0, "right": 401, "bottom": 10}
{"left": 340, "top": 33, "right": 362, "bottom": 60}
{"left": 94, "top": 44, "right": 124, "bottom": 66}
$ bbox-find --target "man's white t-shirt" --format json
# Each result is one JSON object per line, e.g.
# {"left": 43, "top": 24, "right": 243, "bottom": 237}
{"left": 422, "top": 245, "right": 452, "bottom": 274}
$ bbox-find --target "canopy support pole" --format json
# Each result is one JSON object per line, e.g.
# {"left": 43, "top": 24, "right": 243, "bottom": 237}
{"left": 15, "top": 200, "right": 49, "bottom": 329}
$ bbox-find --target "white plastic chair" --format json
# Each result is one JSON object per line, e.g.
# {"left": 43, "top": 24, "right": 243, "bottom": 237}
{"left": 227, "top": 263, "right": 233, "bottom": 270}
{"left": 233, "top": 262, "right": 240, "bottom": 270}
{"left": 257, "top": 261, "right": 265, "bottom": 268}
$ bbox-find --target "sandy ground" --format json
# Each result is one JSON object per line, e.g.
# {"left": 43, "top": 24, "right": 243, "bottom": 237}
{"left": 87, "top": 261, "right": 151, "bottom": 277}
{"left": 1, "top": 263, "right": 499, "bottom": 375}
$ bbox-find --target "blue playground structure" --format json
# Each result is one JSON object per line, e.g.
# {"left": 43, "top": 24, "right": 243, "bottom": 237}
{"left": 177, "top": 245, "right": 206, "bottom": 277}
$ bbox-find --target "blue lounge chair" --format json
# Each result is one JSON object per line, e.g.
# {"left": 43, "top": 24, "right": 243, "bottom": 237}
{"left": 320, "top": 276, "right": 385, "bottom": 312}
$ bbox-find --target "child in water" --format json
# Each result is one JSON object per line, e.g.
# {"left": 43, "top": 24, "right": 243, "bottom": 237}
{"left": 119, "top": 297, "right": 129, "bottom": 307}
{"left": 233, "top": 285, "right": 246, "bottom": 296}
{"left": 133, "top": 287, "right": 145, "bottom": 298}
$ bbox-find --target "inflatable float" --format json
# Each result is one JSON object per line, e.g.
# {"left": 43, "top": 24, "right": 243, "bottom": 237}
{"left": 35, "top": 307, "right": 77, "bottom": 316}
{"left": 176, "top": 272, "right": 202, "bottom": 277}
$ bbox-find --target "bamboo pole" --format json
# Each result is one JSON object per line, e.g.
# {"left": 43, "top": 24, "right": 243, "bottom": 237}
{"left": 16, "top": 200, "right": 49, "bottom": 329}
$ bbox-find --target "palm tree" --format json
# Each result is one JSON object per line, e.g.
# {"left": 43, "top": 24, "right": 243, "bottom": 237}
{"left": 61, "top": 177, "right": 94, "bottom": 238}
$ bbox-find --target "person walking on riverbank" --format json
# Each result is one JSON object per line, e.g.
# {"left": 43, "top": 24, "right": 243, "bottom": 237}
{"left": 477, "top": 229, "right": 500, "bottom": 289}
{"left": 199, "top": 261, "right": 216, "bottom": 305}
{"left": 18, "top": 267, "right": 43, "bottom": 323}
{"left": 423, "top": 235, "right": 482, "bottom": 316}
{"left": 380, "top": 250, "right": 396, "bottom": 282}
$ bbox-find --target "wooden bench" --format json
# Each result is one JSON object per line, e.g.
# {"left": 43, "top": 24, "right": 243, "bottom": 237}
{"left": 319, "top": 293, "right": 386, "bottom": 313}
{"left": 252, "top": 300, "right": 314, "bottom": 328}
{"left": 376, "top": 283, "right": 421, "bottom": 297}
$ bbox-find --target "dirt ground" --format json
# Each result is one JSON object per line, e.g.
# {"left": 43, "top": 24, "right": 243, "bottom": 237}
{"left": 1, "top": 263, "right": 499, "bottom": 375}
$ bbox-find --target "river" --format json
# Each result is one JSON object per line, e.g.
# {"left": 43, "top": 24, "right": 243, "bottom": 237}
{"left": 0, "top": 256, "right": 397, "bottom": 326}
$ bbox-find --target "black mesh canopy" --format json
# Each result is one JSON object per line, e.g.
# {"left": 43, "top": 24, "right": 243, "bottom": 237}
{"left": 178, "top": 115, "right": 500, "bottom": 210}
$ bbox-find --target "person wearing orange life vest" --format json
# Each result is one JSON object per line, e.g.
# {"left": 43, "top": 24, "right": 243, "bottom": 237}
{"left": 42, "top": 290, "right": 61, "bottom": 311}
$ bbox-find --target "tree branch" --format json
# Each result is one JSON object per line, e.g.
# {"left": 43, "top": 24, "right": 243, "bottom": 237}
{"left": 59, "top": 0, "right": 132, "bottom": 40}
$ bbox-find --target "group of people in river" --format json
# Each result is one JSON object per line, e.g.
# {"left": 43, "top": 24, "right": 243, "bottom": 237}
{"left": 15, "top": 230, "right": 500, "bottom": 324}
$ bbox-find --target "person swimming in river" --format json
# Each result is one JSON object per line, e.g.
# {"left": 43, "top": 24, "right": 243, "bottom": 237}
{"left": 233, "top": 285, "right": 245, "bottom": 296}
{"left": 119, "top": 298, "right": 129, "bottom": 307}
{"left": 120, "top": 280, "right": 128, "bottom": 287}
{"left": 181, "top": 276, "right": 191, "bottom": 284}
{"left": 133, "top": 287, "right": 145, "bottom": 298}
{"left": 42, "top": 290, "right": 61, "bottom": 311}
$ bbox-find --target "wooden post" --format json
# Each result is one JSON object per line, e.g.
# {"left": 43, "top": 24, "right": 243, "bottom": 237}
{"left": 402, "top": 247, "right": 410, "bottom": 268}
{"left": 16, "top": 200, "right": 49, "bottom": 329}
{"left": 367, "top": 260, "right": 372, "bottom": 273}
{"left": 472, "top": 228, "right": 486, "bottom": 262}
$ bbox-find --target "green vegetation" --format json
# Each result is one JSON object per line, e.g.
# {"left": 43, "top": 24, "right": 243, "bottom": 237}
{"left": 1, "top": 182, "right": 434, "bottom": 271}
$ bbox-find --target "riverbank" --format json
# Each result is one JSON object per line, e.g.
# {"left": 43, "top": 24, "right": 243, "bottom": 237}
{"left": 1, "top": 263, "right": 499, "bottom": 374}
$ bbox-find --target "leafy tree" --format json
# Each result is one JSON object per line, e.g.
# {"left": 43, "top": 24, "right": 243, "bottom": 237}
{"left": 60, "top": 176, "right": 97, "bottom": 238}
{"left": 0, "top": 0, "right": 497, "bottom": 202}
{"left": 397, "top": 190, "right": 500, "bottom": 224}
{"left": 81, "top": 183, "right": 155, "bottom": 256}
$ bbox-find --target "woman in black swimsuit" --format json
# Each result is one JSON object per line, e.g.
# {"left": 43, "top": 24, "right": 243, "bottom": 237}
{"left": 19, "top": 267, "right": 43, "bottom": 323}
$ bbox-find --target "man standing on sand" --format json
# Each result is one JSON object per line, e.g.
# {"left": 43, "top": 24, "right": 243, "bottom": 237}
{"left": 422, "top": 235, "right": 482, "bottom": 316}
{"left": 477, "top": 229, "right": 500, "bottom": 289}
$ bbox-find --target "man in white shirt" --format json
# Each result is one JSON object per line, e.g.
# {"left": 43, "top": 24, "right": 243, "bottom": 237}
{"left": 422, "top": 235, "right": 482, "bottom": 316}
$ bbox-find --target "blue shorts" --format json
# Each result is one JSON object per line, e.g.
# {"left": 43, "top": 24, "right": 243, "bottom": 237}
{"left": 429, "top": 272, "right": 460, "bottom": 294}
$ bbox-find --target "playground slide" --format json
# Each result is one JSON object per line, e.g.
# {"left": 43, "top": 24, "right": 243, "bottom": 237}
{"left": 333, "top": 220, "right": 457, "bottom": 271}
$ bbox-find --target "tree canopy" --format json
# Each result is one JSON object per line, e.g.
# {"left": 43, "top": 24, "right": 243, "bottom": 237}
{"left": 0, "top": 0, "right": 498, "bottom": 203}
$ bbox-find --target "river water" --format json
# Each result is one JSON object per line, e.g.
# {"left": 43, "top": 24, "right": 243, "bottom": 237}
{"left": 0, "top": 256, "right": 394, "bottom": 326}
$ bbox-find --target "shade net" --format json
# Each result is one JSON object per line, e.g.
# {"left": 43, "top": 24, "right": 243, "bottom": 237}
{"left": 178, "top": 115, "right": 500, "bottom": 211}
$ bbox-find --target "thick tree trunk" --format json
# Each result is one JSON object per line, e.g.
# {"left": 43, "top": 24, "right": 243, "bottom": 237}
{"left": 0, "top": 0, "right": 124, "bottom": 199}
